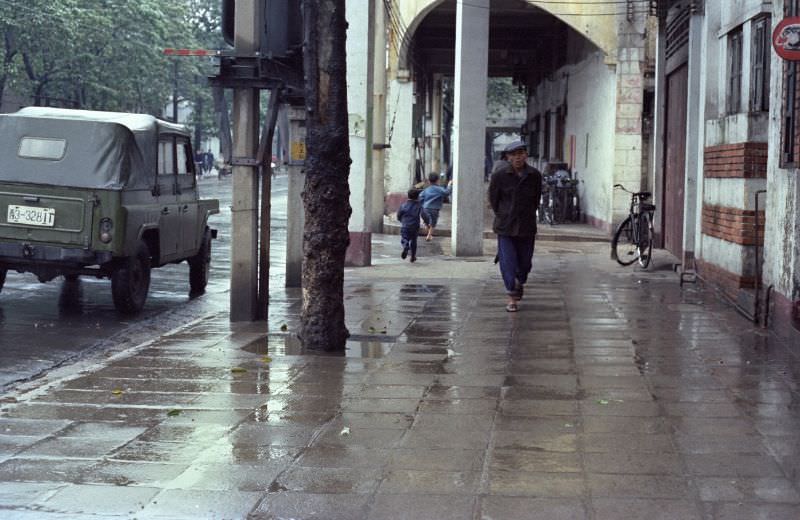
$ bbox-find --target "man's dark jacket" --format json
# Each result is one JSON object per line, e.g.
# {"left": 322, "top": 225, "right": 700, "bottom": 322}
{"left": 488, "top": 162, "right": 542, "bottom": 237}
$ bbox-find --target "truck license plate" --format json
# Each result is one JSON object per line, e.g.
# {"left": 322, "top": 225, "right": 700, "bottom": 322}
{"left": 7, "top": 205, "right": 56, "bottom": 227}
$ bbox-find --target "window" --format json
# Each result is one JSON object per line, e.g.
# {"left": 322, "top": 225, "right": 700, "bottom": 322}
{"left": 158, "top": 138, "right": 175, "bottom": 175}
{"left": 18, "top": 137, "right": 66, "bottom": 160}
{"left": 727, "top": 27, "right": 743, "bottom": 114}
{"left": 782, "top": 1, "right": 800, "bottom": 166}
{"left": 751, "top": 16, "right": 771, "bottom": 112}
{"left": 176, "top": 139, "right": 191, "bottom": 175}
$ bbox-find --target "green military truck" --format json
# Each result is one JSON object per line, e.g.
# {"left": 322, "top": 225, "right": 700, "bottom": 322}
{"left": 0, "top": 107, "right": 220, "bottom": 313}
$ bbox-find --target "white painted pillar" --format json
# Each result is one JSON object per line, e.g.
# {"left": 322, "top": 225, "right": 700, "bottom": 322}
{"left": 371, "top": 0, "right": 388, "bottom": 231}
{"left": 431, "top": 75, "right": 443, "bottom": 174}
{"left": 345, "top": 0, "right": 375, "bottom": 266}
{"left": 683, "top": 13, "right": 706, "bottom": 268}
{"left": 452, "top": 0, "right": 489, "bottom": 256}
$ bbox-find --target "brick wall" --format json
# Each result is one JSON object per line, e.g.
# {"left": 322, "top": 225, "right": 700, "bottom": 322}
{"left": 701, "top": 205, "right": 765, "bottom": 246}
{"left": 696, "top": 259, "right": 756, "bottom": 295}
{"left": 704, "top": 142, "right": 767, "bottom": 178}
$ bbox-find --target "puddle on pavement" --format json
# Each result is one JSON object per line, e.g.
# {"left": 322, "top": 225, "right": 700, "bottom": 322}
{"left": 241, "top": 334, "right": 393, "bottom": 358}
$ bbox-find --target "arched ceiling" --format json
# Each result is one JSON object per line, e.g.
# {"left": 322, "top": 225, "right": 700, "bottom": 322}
{"left": 396, "top": 0, "right": 616, "bottom": 79}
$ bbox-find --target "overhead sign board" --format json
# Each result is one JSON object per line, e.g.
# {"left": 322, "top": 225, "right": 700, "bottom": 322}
{"left": 773, "top": 17, "right": 800, "bottom": 61}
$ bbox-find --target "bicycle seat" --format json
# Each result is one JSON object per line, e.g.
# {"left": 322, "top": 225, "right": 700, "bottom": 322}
{"left": 636, "top": 192, "right": 652, "bottom": 199}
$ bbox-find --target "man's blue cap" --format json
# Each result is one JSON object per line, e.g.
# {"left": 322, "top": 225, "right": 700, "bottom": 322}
{"left": 504, "top": 140, "right": 527, "bottom": 153}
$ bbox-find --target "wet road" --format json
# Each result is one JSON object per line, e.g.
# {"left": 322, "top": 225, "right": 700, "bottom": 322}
{"left": 0, "top": 174, "right": 290, "bottom": 391}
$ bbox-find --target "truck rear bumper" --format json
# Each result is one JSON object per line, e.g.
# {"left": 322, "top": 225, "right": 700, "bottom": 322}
{"left": 0, "top": 242, "right": 113, "bottom": 281}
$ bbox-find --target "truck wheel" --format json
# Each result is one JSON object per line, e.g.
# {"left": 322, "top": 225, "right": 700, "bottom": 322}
{"left": 189, "top": 229, "right": 211, "bottom": 296}
{"left": 0, "top": 269, "right": 6, "bottom": 294}
{"left": 111, "top": 241, "right": 151, "bottom": 314}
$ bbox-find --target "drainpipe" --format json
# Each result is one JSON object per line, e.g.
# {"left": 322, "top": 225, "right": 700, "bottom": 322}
{"left": 764, "top": 285, "right": 774, "bottom": 329}
{"left": 754, "top": 190, "right": 767, "bottom": 325}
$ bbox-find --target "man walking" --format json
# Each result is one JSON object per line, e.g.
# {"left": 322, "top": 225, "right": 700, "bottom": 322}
{"left": 488, "top": 140, "right": 542, "bottom": 312}
{"left": 203, "top": 149, "right": 215, "bottom": 176}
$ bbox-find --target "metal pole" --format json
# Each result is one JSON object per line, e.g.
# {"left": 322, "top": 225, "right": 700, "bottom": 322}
{"left": 256, "top": 89, "right": 281, "bottom": 319}
{"left": 230, "top": 0, "right": 261, "bottom": 321}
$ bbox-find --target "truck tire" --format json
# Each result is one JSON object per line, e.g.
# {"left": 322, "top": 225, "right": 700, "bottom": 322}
{"left": 111, "top": 241, "right": 151, "bottom": 314}
{"left": 189, "top": 229, "right": 211, "bottom": 296}
{"left": 0, "top": 269, "right": 5, "bottom": 293}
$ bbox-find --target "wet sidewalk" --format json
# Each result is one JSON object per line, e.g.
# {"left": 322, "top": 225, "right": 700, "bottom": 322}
{"left": 1, "top": 236, "right": 800, "bottom": 519}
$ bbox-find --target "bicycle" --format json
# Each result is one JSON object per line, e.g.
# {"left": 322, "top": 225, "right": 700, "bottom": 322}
{"left": 610, "top": 184, "right": 655, "bottom": 268}
{"left": 538, "top": 178, "right": 557, "bottom": 225}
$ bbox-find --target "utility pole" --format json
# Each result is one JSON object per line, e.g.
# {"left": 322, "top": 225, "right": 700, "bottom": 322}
{"left": 299, "top": 0, "right": 351, "bottom": 351}
{"left": 172, "top": 60, "right": 179, "bottom": 122}
{"left": 229, "top": 0, "right": 261, "bottom": 321}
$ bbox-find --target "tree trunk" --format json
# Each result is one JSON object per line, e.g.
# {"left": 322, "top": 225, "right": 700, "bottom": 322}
{"left": 300, "top": 0, "right": 351, "bottom": 351}
{"left": 194, "top": 93, "right": 204, "bottom": 149}
{"left": 213, "top": 86, "right": 232, "bottom": 164}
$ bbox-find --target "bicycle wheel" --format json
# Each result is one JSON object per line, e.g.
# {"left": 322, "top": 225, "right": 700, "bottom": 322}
{"left": 637, "top": 212, "right": 654, "bottom": 268}
{"left": 545, "top": 200, "right": 555, "bottom": 225}
{"left": 612, "top": 216, "right": 639, "bottom": 266}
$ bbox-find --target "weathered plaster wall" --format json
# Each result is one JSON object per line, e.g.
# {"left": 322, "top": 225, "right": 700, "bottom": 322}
{"left": 698, "top": 0, "right": 771, "bottom": 283}
{"left": 527, "top": 51, "right": 616, "bottom": 227}
{"left": 384, "top": 79, "right": 416, "bottom": 197}
{"left": 764, "top": 0, "right": 800, "bottom": 317}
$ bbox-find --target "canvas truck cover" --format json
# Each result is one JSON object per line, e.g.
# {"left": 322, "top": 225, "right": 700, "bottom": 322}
{"left": 0, "top": 107, "right": 188, "bottom": 190}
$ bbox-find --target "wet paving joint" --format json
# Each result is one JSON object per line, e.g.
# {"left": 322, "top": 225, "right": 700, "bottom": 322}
{"left": 1, "top": 246, "right": 800, "bottom": 518}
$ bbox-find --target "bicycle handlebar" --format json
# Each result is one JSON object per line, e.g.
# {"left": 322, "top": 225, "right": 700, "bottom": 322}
{"left": 614, "top": 184, "right": 651, "bottom": 200}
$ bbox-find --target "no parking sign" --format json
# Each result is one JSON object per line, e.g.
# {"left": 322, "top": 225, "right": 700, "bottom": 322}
{"left": 774, "top": 17, "right": 800, "bottom": 60}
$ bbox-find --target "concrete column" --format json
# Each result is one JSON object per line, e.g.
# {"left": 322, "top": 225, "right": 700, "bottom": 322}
{"left": 424, "top": 91, "right": 433, "bottom": 176}
{"left": 431, "top": 75, "right": 443, "bottom": 174}
{"left": 652, "top": 24, "right": 667, "bottom": 244}
{"left": 371, "top": 0, "right": 387, "bottom": 232}
{"left": 345, "top": 0, "right": 375, "bottom": 267}
{"left": 452, "top": 0, "right": 489, "bottom": 256}
{"left": 683, "top": 13, "right": 706, "bottom": 268}
{"left": 285, "top": 106, "right": 306, "bottom": 287}
{"left": 230, "top": 0, "right": 260, "bottom": 321}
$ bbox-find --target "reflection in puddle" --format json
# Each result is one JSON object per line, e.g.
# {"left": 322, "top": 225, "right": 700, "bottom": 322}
{"left": 241, "top": 335, "right": 393, "bottom": 358}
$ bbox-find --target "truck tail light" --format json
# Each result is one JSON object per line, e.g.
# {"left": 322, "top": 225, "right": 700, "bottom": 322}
{"left": 99, "top": 218, "right": 113, "bottom": 243}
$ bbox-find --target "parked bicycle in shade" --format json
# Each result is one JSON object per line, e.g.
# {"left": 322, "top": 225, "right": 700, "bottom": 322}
{"left": 538, "top": 174, "right": 580, "bottom": 225}
{"left": 611, "top": 184, "right": 656, "bottom": 268}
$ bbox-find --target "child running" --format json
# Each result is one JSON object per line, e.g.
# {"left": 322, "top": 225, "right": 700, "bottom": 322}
{"left": 419, "top": 173, "right": 453, "bottom": 241}
{"left": 396, "top": 188, "right": 422, "bottom": 262}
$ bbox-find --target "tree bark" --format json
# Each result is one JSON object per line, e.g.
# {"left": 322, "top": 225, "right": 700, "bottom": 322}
{"left": 300, "top": 0, "right": 351, "bottom": 351}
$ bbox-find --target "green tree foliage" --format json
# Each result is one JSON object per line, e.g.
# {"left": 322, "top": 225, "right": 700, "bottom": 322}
{"left": 487, "top": 77, "right": 527, "bottom": 117}
{"left": 0, "top": 0, "right": 224, "bottom": 142}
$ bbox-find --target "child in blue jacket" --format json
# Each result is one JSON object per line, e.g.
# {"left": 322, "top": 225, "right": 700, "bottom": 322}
{"left": 396, "top": 188, "right": 422, "bottom": 262}
{"left": 419, "top": 173, "right": 453, "bottom": 241}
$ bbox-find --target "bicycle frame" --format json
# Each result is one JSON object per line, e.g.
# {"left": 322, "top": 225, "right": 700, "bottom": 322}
{"left": 612, "top": 184, "right": 656, "bottom": 267}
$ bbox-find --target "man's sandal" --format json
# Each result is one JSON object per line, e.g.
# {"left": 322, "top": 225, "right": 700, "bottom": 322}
{"left": 505, "top": 302, "right": 518, "bottom": 312}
